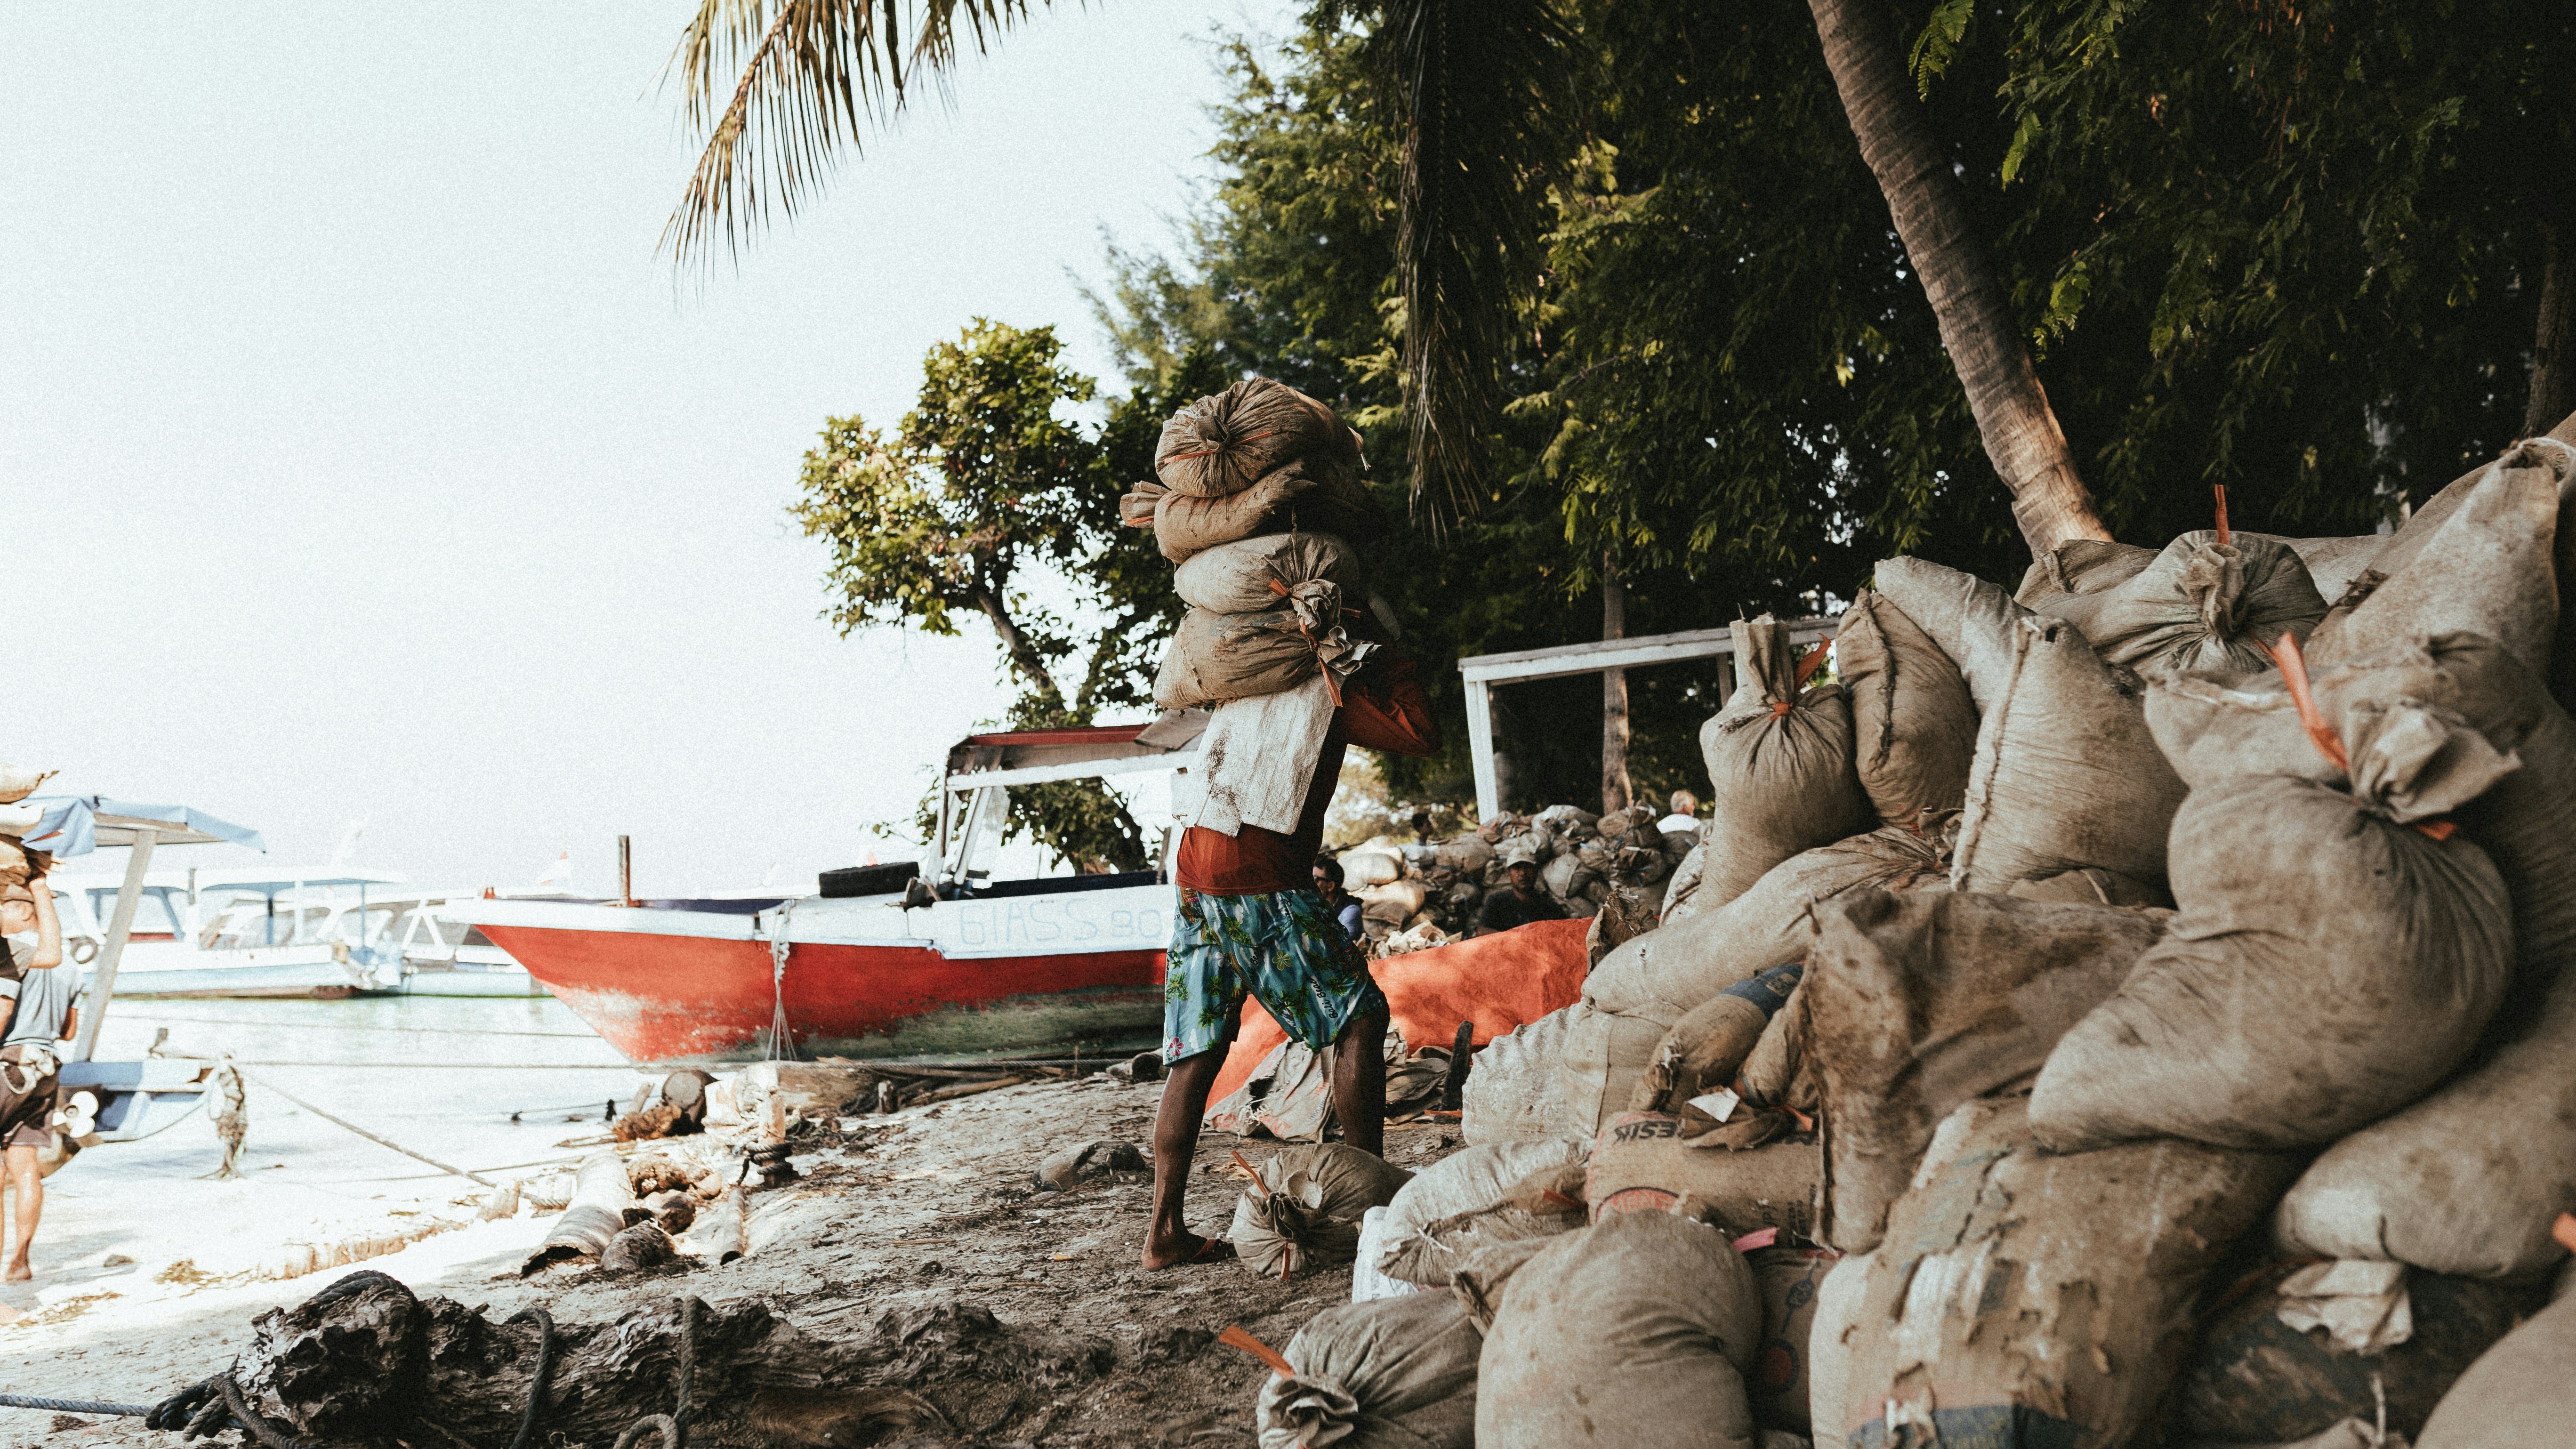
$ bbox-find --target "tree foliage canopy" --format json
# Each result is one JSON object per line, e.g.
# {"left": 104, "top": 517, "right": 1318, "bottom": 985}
{"left": 798, "top": 0, "right": 2575, "bottom": 822}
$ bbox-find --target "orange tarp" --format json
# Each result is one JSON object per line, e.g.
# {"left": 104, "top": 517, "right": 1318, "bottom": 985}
{"left": 1206, "top": 917, "right": 1592, "bottom": 1104}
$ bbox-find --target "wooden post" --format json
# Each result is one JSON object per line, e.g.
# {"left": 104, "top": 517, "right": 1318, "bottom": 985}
{"left": 619, "top": 834, "right": 635, "bottom": 907}
{"left": 70, "top": 827, "right": 157, "bottom": 1064}
{"left": 1602, "top": 565, "right": 1633, "bottom": 813}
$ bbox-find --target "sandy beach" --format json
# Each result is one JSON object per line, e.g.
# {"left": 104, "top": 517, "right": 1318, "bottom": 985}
{"left": 0, "top": 1063, "right": 1464, "bottom": 1449}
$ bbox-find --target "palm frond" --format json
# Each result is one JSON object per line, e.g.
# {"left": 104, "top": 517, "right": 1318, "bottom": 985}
{"left": 660, "top": 0, "right": 1044, "bottom": 267}
{"left": 1369, "top": 0, "right": 1579, "bottom": 528}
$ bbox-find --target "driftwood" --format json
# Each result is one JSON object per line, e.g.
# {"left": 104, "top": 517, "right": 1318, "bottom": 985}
{"left": 219, "top": 1276, "right": 1121, "bottom": 1448}
{"left": 522, "top": 1153, "right": 631, "bottom": 1275}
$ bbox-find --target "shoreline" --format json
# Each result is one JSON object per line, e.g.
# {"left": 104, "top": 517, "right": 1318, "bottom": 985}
{"left": 0, "top": 1071, "right": 1454, "bottom": 1448}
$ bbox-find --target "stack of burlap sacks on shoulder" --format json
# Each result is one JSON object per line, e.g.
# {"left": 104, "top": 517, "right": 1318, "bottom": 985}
{"left": 1126, "top": 378, "right": 1397, "bottom": 713}
{"left": 1326, "top": 804, "right": 1693, "bottom": 959}
{"left": 1224, "top": 433, "right": 2576, "bottom": 1448}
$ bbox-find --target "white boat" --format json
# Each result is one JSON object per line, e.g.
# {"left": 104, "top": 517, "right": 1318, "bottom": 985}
{"left": 380, "top": 903, "right": 549, "bottom": 998}
{"left": 49, "top": 869, "right": 411, "bottom": 999}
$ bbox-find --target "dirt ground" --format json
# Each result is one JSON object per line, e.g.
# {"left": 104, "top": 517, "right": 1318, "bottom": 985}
{"left": 0, "top": 1071, "right": 1469, "bottom": 1449}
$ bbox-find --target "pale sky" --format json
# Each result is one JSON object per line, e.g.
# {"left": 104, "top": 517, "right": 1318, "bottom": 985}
{"left": 3, "top": 1, "right": 1296, "bottom": 894}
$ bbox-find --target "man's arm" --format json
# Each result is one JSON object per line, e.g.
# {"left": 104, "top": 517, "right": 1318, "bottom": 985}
{"left": 56, "top": 1005, "right": 75, "bottom": 1045}
{"left": 23, "top": 878, "right": 59, "bottom": 972}
{"left": 1343, "top": 658, "right": 1441, "bottom": 757}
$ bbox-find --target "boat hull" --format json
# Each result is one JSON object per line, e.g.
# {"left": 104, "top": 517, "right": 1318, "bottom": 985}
{"left": 98, "top": 964, "right": 374, "bottom": 1000}
{"left": 473, "top": 914, "right": 1167, "bottom": 1065}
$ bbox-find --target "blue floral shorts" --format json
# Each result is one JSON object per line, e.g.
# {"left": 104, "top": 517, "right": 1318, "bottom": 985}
{"left": 1163, "top": 886, "right": 1388, "bottom": 1063}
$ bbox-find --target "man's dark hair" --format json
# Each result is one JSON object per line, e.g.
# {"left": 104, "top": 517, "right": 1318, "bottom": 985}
{"left": 1313, "top": 855, "right": 1345, "bottom": 886}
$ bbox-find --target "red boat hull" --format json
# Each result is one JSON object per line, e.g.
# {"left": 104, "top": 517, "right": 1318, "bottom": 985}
{"left": 479, "top": 922, "right": 1167, "bottom": 1064}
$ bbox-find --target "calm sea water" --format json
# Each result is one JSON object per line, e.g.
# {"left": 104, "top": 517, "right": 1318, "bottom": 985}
{"left": 20, "top": 995, "right": 660, "bottom": 1284}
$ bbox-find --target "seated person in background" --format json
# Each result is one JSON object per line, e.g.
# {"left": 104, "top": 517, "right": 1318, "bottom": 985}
{"left": 1312, "top": 856, "right": 1365, "bottom": 942}
{"left": 0, "top": 860, "right": 69, "bottom": 1283}
{"left": 1475, "top": 852, "right": 1565, "bottom": 936}
{"left": 1657, "top": 789, "right": 1700, "bottom": 838}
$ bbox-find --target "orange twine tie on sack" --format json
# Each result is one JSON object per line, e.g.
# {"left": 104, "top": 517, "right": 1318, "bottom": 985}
{"left": 1218, "top": 1325, "right": 1296, "bottom": 1377}
{"left": 2213, "top": 484, "right": 2232, "bottom": 545}
{"left": 2273, "top": 631, "right": 2457, "bottom": 842}
{"left": 1772, "top": 640, "right": 1833, "bottom": 718}
{"left": 1267, "top": 576, "right": 1352, "bottom": 705}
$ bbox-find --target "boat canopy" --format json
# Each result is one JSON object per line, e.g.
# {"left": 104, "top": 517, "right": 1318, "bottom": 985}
{"left": 24, "top": 797, "right": 266, "bottom": 858}
{"left": 18, "top": 796, "right": 266, "bottom": 1064}
{"left": 942, "top": 709, "right": 1210, "bottom": 788}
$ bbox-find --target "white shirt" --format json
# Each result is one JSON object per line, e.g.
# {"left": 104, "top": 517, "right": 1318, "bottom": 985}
{"left": 1656, "top": 813, "right": 1699, "bottom": 836}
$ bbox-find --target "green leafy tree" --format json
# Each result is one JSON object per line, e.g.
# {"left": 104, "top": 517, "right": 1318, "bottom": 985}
{"left": 792, "top": 319, "right": 1181, "bottom": 871}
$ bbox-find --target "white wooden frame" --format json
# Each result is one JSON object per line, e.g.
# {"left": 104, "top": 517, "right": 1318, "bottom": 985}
{"left": 1457, "top": 617, "right": 1837, "bottom": 819}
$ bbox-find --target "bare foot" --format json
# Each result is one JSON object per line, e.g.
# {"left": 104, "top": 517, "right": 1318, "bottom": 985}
{"left": 1140, "top": 1229, "right": 1235, "bottom": 1272}
{"left": 5, "top": 1263, "right": 29, "bottom": 1283}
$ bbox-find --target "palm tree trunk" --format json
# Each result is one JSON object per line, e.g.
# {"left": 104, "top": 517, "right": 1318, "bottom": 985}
{"left": 2528, "top": 220, "right": 2576, "bottom": 438}
{"left": 1601, "top": 564, "right": 1633, "bottom": 814}
{"left": 1804, "top": 0, "right": 2112, "bottom": 558}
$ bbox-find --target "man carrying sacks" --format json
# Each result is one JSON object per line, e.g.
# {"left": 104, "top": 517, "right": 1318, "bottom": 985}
{"left": 1135, "top": 376, "right": 1438, "bottom": 1271}
{"left": 1143, "top": 651, "right": 1437, "bottom": 1269}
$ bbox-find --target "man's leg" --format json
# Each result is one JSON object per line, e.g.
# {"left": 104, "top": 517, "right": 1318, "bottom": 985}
{"left": 1142, "top": 1001, "right": 1242, "bottom": 1271}
{"left": 5, "top": 1143, "right": 40, "bottom": 1281}
{"left": 1329, "top": 1007, "right": 1389, "bottom": 1159}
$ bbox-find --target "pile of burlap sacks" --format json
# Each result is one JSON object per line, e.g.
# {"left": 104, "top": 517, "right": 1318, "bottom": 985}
{"left": 1217, "top": 435, "right": 2576, "bottom": 1449}
{"left": 1127, "top": 378, "right": 1399, "bottom": 710}
{"left": 1329, "top": 805, "right": 1693, "bottom": 959}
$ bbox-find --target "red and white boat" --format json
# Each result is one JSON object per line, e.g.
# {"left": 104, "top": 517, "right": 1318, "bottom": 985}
{"left": 444, "top": 716, "right": 1208, "bottom": 1065}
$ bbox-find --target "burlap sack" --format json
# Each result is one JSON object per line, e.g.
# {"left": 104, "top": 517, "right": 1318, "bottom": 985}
{"left": 1803, "top": 1252, "right": 1870, "bottom": 1442}
{"left": 1359, "top": 879, "right": 1429, "bottom": 926}
{"left": 2415, "top": 1289, "right": 2576, "bottom": 1449}
{"left": 1156, "top": 377, "right": 1361, "bottom": 499}
{"left": 1835, "top": 590, "right": 1976, "bottom": 829}
{"left": 2310, "top": 439, "right": 2571, "bottom": 678}
{"left": 2174, "top": 631, "right": 2576, "bottom": 1273}
{"left": 2034, "top": 530, "right": 2328, "bottom": 675}
{"left": 1562, "top": 826, "right": 1951, "bottom": 1138}
{"left": 1460, "top": 1009, "right": 1576, "bottom": 1146}
{"left": 1831, "top": 1095, "right": 2297, "bottom": 1448}
{"left": 1447, "top": 1234, "right": 1556, "bottom": 1334}
{"left": 2253, "top": 531, "right": 2390, "bottom": 606}
{"left": 1585, "top": 825, "right": 1953, "bottom": 1020}
{"left": 1257, "top": 1290, "right": 1480, "bottom": 1449}
{"left": 2014, "top": 538, "right": 2156, "bottom": 609}
{"left": 2272, "top": 640, "right": 2576, "bottom": 1274}
{"left": 1476, "top": 1211, "right": 1764, "bottom": 1449}
{"left": 1372, "top": 1138, "right": 1589, "bottom": 1287}
{"left": 1748, "top": 1246, "right": 1840, "bottom": 1434}
{"left": 1734, "top": 986, "right": 1813, "bottom": 1113}
{"left": 1174, "top": 531, "right": 1361, "bottom": 615}
{"left": 1627, "top": 962, "right": 1803, "bottom": 1115}
{"left": 2031, "top": 647, "right": 2517, "bottom": 1152}
{"left": 1582, "top": 1115, "right": 1819, "bottom": 1237}
{"left": 1805, "top": 889, "right": 2166, "bottom": 1252}
{"left": 1152, "top": 593, "right": 1375, "bottom": 711}
{"left": 1228, "top": 1144, "right": 1415, "bottom": 1279}
{"left": 2176, "top": 1263, "right": 2541, "bottom": 1443}
{"left": 1147, "top": 458, "right": 1380, "bottom": 564}
{"left": 1697, "top": 618, "right": 1873, "bottom": 910}
{"left": 1875, "top": 556, "right": 2185, "bottom": 896}
{"left": 1659, "top": 842, "right": 1711, "bottom": 924}
{"left": 0, "top": 766, "right": 51, "bottom": 805}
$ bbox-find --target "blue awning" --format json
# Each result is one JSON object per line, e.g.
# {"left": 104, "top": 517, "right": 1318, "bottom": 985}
{"left": 20, "top": 798, "right": 266, "bottom": 858}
